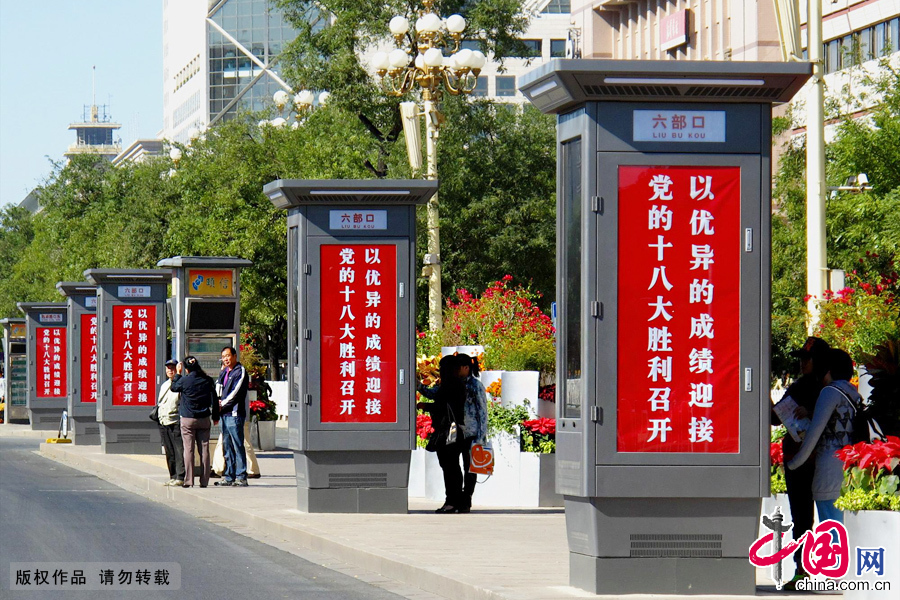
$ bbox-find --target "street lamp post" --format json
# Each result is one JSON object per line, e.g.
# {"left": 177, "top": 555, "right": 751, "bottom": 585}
{"left": 371, "top": 2, "right": 486, "bottom": 331}
{"left": 268, "top": 88, "right": 330, "bottom": 128}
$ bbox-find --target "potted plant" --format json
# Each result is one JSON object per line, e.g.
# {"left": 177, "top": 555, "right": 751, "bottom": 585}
{"left": 835, "top": 436, "right": 900, "bottom": 599}
{"left": 241, "top": 342, "right": 277, "bottom": 451}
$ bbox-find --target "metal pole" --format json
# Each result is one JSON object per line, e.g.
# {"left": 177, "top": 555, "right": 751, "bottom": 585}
{"left": 423, "top": 98, "right": 442, "bottom": 331}
{"left": 805, "top": 0, "right": 826, "bottom": 332}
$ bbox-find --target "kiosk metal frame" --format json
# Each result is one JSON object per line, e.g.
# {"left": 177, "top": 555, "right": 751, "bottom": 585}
{"left": 57, "top": 282, "right": 100, "bottom": 444}
{"left": 1, "top": 318, "right": 28, "bottom": 423}
{"left": 16, "top": 303, "right": 69, "bottom": 431}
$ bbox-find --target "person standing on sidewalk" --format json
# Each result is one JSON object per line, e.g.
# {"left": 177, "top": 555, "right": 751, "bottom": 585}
{"left": 456, "top": 354, "right": 489, "bottom": 513}
{"left": 215, "top": 346, "right": 249, "bottom": 487}
{"left": 157, "top": 359, "right": 185, "bottom": 486}
{"left": 173, "top": 356, "right": 219, "bottom": 488}
{"left": 772, "top": 336, "right": 829, "bottom": 587}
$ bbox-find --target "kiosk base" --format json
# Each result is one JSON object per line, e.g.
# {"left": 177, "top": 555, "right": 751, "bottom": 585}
{"left": 99, "top": 422, "right": 162, "bottom": 455}
{"left": 294, "top": 451, "right": 410, "bottom": 513}
{"left": 72, "top": 416, "right": 101, "bottom": 445}
{"left": 570, "top": 554, "right": 755, "bottom": 595}
{"left": 565, "top": 496, "right": 760, "bottom": 595}
{"left": 28, "top": 409, "right": 64, "bottom": 431}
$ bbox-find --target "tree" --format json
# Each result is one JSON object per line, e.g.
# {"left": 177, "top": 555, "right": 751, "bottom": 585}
{"left": 771, "top": 61, "right": 900, "bottom": 377}
{"left": 0, "top": 206, "right": 36, "bottom": 317}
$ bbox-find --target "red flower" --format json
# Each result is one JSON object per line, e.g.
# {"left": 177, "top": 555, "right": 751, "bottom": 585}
{"left": 416, "top": 414, "right": 434, "bottom": 440}
{"left": 834, "top": 318, "right": 846, "bottom": 328}
{"left": 770, "top": 440, "right": 784, "bottom": 466}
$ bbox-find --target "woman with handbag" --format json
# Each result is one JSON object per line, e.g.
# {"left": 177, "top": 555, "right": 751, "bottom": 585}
{"left": 417, "top": 355, "right": 468, "bottom": 513}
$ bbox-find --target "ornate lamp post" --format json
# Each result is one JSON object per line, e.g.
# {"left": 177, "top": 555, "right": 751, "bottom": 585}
{"left": 266, "top": 89, "right": 331, "bottom": 128}
{"left": 371, "top": 1, "right": 486, "bottom": 331}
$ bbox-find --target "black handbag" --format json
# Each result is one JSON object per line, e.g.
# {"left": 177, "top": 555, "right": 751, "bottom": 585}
{"left": 425, "top": 404, "right": 457, "bottom": 452}
{"left": 149, "top": 405, "right": 160, "bottom": 423}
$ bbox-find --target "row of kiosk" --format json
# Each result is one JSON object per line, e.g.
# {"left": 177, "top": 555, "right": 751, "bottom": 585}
{"left": 2, "top": 59, "right": 814, "bottom": 595}
{"left": 2, "top": 258, "right": 250, "bottom": 454}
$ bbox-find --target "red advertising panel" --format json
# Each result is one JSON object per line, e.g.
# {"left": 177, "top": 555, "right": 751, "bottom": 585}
{"left": 81, "top": 313, "right": 98, "bottom": 403}
{"left": 617, "top": 166, "right": 741, "bottom": 453}
{"left": 320, "top": 244, "right": 397, "bottom": 423}
{"left": 111, "top": 305, "right": 156, "bottom": 406}
{"left": 36, "top": 327, "right": 67, "bottom": 398}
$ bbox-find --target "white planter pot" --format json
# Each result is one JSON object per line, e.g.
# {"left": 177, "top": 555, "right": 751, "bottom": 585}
{"left": 479, "top": 370, "right": 503, "bottom": 398}
{"left": 440, "top": 346, "right": 457, "bottom": 357}
{"left": 537, "top": 398, "right": 555, "bottom": 419}
{"left": 249, "top": 419, "right": 276, "bottom": 451}
{"left": 408, "top": 447, "right": 427, "bottom": 497}
{"left": 500, "top": 370, "right": 539, "bottom": 416}
{"left": 845, "top": 510, "right": 900, "bottom": 600}
{"left": 456, "top": 345, "right": 483, "bottom": 358}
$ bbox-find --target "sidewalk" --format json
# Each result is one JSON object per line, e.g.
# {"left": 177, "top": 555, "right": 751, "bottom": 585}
{"left": 6, "top": 424, "right": 832, "bottom": 600}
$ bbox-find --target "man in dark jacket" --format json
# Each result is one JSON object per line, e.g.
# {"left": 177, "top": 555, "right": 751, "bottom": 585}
{"left": 215, "top": 346, "right": 249, "bottom": 487}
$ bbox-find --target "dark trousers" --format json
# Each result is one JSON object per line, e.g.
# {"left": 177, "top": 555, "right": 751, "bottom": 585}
{"left": 785, "top": 457, "right": 815, "bottom": 570}
{"left": 158, "top": 422, "right": 185, "bottom": 480}
{"left": 181, "top": 416, "right": 211, "bottom": 487}
{"left": 436, "top": 438, "right": 476, "bottom": 508}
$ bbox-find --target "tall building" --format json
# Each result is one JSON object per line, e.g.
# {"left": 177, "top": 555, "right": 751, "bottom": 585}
{"left": 64, "top": 103, "right": 122, "bottom": 161}
{"left": 162, "top": 0, "right": 319, "bottom": 143}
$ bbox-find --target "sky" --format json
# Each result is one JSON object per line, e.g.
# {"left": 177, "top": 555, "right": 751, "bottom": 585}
{"left": 0, "top": 1, "right": 162, "bottom": 208}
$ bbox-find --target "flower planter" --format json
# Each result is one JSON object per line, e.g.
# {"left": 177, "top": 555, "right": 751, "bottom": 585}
{"left": 479, "top": 370, "right": 503, "bottom": 397}
{"left": 249, "top": 419, "right": 276, "bottom": 451}
{"left": 407, "top": 436, "right": 562, "bottom": 508}
{"left": 500, "top": 370, "right": 539, "bottom": 416}
{"left": 845, "top": 510, "right": 900, "bottom": 600}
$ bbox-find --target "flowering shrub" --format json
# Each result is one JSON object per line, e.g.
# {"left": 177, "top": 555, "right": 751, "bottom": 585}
{"left": 249, "top": 398, "right": 277, "bottom": 421}
{"left": 834, "top": 436, "right": 900, "bottom": 512}
{"left": 442, "top": 276, "right": 555, "bottom": 375}
{"left": 415, "top": 413, "right": 434, "bottom": 449}
{"left": 521, "top": 418, "right": 556, "bottom": 453}
{"left": 539, "top": 384, "right": 556, "bottom": 404}
{"left": 416, "top": 355, "right": 440, "bottom": 387}
{"left": 770, "top": 439, "right": 786, "bottom": 494}
{"left": 485, "top": 380, "right": 502, "bottom": 398}
{"left": 812, "top": 265, "right": 900, "bottom": 363}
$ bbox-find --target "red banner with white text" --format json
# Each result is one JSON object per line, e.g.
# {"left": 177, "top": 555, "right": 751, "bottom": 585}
{"left": 111, "top": 305, "right": 156, "bottom": 406}
{"left": 36, "top": 327, "right": 67, "bottom": 398}
{"left": 320, "top": 244, "right": 397, "bottom": 423}
{"left": 81, "top": 313, "right": 98, "bottom": 403}
{"left": 617, "top": 166, "right": 741, "bottom": 453}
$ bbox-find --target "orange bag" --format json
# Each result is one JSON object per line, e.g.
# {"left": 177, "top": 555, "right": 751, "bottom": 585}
{"left": 469, "top": 443, "right": 494, "bottom": 475}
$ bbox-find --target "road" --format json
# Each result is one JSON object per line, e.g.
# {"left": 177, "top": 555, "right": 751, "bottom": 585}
{"left": 0, "top": 437, "right": 410, "bottom": 599}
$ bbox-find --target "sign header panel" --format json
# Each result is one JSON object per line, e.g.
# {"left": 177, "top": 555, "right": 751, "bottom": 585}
{"left": 617, "top": 165, "right": 741, "bottom": 453}
{"left": 186, "top": 269, "right": 235, "bottom": 297}
{"left": 10, "top": 323, "right": 26, "bottom": 339}
{"left": 660, "top": 9, "right": 689, "bottom": 51}
{"left": 118, "top": 286, "right": 151, "bottom": 298}
{"left": 329, "top": 210, "right": 388, "bottom": 231}
{"left": 36, "top": 327, "right": 67, "bottom": 398}
{"left": 633, "top": 110, "right": 726, "bottom": 143}
{"left": 320, "top": 244, "right": 397, "bottom": 423}
{"left": 38, "top": 313, "right": 64, "bottom": 324}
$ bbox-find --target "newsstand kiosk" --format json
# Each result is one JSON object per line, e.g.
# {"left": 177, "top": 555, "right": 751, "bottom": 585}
{"left": 2, "top": 318, "right": 28, "bottom": 423}
{"left": 156, "top": 256, "right": 252, "bottom": 370}
{"left": 264, "top": 179, "right": 435, "bottom": 513}
{"left": 57, "top": 282, "right": 100, "bottom": 445}
{"left": 519, "top": 61, "right": 811, "bottom": 595}
{"left": 84, "top": 269, "right": 172, "bottom": 454}
{"left": 17, "top": 303, "right": 69, "bottom": 431}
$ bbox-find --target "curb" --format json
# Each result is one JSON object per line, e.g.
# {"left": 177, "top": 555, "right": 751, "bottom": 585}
{"left": 38, "top": 443, "right": 505, "bottom": 600}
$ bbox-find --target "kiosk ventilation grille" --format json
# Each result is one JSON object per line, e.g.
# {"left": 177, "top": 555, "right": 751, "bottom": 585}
{"left": 581, "top": 84, "right": 785, "bottom": 101}
{"left": 328, "top": 472, "right": 388, "bottom": 488}
{"left": 629, "top": 534, "right": 722, "bottom": 558}
{"left": 116, "top": 434, "right": 152, "bottom": 443}
{"left": 296, "top": 194, "right": 412, "bottom": 204}
{"left": 41, "top": 416, "right": 60, "bottom": 423}
{"left": 84, "top": 427, "right": 100, "bottom": 435}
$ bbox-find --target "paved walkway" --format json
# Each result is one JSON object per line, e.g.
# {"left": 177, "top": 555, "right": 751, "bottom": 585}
{"left": 1, "top": 423, "right": 835, "bottom": 599}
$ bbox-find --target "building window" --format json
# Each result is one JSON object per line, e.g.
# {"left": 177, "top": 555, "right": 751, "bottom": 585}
{"left": 517, "top": 39, "right": 542, "bottom": 58}
{"left": 472, "top": 77, "right": 488, "bottom": 97}
{"left": 496, "top": 76, "right": 516, "bottom": 96}
{"left": 550, "top": 39, "right": 566, "bottom": 57}
{"left": 542, "top": 0, "right": 570, "bottom": 13}
{"left": 820, "top": 17, "right": 900, "bottom": 74}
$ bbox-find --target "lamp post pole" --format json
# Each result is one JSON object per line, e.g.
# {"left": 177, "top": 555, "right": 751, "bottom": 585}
{"left": 806, "top": 0, "right": 827, "bottom": 332}
{"left": 372, "top": 3, "right": 486, "bottom": 332}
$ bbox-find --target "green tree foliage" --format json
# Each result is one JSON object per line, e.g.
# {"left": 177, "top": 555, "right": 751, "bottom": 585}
{"left": 772, "top": 62, "right": 900, "bottom": 377}
{"left": 0, "top": 206, "right": 36, "bottom": 317}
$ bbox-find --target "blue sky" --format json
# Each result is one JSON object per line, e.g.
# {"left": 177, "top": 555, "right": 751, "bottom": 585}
{"left": 0, "top": 1, "right": 162, "bottom": 208}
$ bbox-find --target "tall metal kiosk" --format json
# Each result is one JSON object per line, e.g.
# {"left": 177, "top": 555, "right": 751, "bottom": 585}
{"left": 2, "top": 318, "right": 28, "bottom": 423}
{"left": 156, "top": 256, "right": 252, "bottom": 370}
{"left": 16, "top": 303, "right": 69, "bottom": 430}
{"left": 520, "top": 61, "right": 811, "bottom": 595}
{"left": 57, "top": 282, "right": 100, "bottom": 445}
{"left": 84, "top": 269, "right": 172, "bottom": 454}
{"left": 264, "top": 179, "right": 435, "bottom": 513}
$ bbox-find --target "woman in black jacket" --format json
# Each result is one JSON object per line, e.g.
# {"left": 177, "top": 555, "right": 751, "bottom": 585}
{"left": 417, "top": 355, "right": 468, "bottom": 513}
{"left": 172, "top": 356, "right": 219, "bottom": 488}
